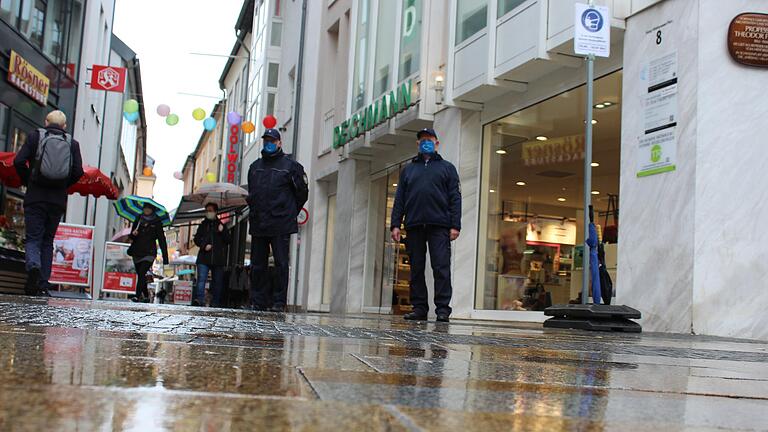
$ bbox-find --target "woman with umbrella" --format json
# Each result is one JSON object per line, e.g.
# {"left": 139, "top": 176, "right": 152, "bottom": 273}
{"left": 124, "top": 201, "right": 169, "bottom": 302}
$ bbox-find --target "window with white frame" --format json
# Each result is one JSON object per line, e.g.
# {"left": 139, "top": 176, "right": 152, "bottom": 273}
{"left": 399, "top": 0, "right": 422, "bottom": 82}
{"left": 351, "top": 0, "right": 371, "bottom": 112}
{"left": 456, "top": 0, "right": 487, "bottom": 45}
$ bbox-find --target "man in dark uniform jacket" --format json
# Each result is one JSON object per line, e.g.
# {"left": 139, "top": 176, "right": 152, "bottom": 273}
{"left": 391, "top": 128, "right": 461, "bottom": 323}
{"left": 247, "top": 129, "right": 308, "bottom": 312}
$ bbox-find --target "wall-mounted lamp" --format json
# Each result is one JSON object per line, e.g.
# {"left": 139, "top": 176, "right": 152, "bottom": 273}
{"left": 432, "top": 71, "right": 445, "bottom": 105}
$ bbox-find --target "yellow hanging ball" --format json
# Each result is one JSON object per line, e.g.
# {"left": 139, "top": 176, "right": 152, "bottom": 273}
{"left": 205, "top": 172, "right": 217, "bottom": 183}
{"left": 192, "top": 108, "right": 206, "bottom": 121}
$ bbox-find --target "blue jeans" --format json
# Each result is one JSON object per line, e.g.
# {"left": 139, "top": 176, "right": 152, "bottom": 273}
{"left": 196, "top": 264, "right": 224, "bottom": 307}
{"left": 24, "top": 203, "right": 64, "bottom": 287}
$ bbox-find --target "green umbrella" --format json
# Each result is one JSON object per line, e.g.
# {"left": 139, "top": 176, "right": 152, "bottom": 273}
{"left": 113, "top": 195, "right": 171, "bottom": 227}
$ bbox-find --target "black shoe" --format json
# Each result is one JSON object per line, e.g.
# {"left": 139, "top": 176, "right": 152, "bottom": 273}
{"left": 404, "top": 311, "right": 428, "bottom": 321}
{"left": 270, "top": 305, "right": 286, "bottom": 313}
{"left": 436, "top": 314, "right": 450, "bottom": 323}
{"left": 25, "top": 268, "right": 41, "bottom": 296}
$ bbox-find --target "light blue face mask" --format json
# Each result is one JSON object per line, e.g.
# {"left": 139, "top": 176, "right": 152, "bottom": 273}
{"left": 419, "top": 139, "right": 435, "bottom": 155}
{"left": 263, "top": 140, "right": 278, "bottom": 154}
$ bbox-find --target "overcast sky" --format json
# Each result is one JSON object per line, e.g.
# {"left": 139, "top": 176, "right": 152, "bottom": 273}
{"left": 113, "top": 0, "right": 243, "bottom": 210}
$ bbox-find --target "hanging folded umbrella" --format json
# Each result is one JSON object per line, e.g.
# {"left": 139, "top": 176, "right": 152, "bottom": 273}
{"left": 114, "top": 195, "right": 171, "bottom": 227}
{"left": 110, "top": 227, "right": 133, "bottom": 242}
{"left": 0, "top": 152, "right": 118, "bottom": 199}
{"left": 187, "top": 182, "right": 248, "bottom": 208}
{"left": 587, "top": 205, "right": 602, "bottom": 304}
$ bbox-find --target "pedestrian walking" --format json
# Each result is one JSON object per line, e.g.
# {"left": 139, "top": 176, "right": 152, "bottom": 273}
{"left": 127, "top": 203, "right": 169, "bottom": 302}
{"left": 13, "top": 110, "right": 84, "bottom": 296}
{"left": 193, "top": 203, "right": 230, "bottom": 307}
{"left": 390, "top": 128, "right": 462, "bottom": 323}
{"left": 246, "top": 128, "right": 308, "bottom": 312}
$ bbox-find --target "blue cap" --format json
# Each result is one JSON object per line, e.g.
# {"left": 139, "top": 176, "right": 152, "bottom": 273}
{"left": 417, "top": 128, "right": 438, "bottom": 139}
{"left": 262, "top": 128, "right": 281, "bottom": 140}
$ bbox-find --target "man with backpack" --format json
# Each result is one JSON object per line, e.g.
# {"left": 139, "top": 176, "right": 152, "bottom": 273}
{"left": 14, "top": 110, "right": 84, "bottom": 296}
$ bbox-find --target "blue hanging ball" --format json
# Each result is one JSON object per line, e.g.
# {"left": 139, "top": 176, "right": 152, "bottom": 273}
{"left": 123, "top": 111, "right": 139, "bottom": 123}
{"left": 203, "top": 117, "right": 217, "bottom": 131}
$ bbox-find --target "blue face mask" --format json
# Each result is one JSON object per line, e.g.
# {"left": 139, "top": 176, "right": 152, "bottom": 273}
{"left": 263, "top": 140, "right": 278, "bottom": 154}
{"left": 419, "top": 140, "right": 435, "bottom": 155}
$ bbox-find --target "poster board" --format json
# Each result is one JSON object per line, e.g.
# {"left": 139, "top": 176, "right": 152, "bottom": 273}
{"left": 102, "top": 242, "right": 137, "bottom": 294}
{"left": 50, "top": 223, "right": 94, "bottom": 287}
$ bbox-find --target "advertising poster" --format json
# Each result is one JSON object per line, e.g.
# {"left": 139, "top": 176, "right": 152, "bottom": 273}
{"left": 173, "top": 281, "right": 193, "bottom": 305}
{"left": 102, "top": 242, "right": 137, "bottom": 294}
{"left": 50, "top": 224, "right": 94, "bottom": 287}
{"left": 638, "top": 51, "right": 678, "bottom": 177}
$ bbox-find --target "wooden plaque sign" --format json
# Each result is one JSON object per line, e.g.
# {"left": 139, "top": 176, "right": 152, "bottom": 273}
{"left": 728, "top": 13, "right": 768, "bottom": 68}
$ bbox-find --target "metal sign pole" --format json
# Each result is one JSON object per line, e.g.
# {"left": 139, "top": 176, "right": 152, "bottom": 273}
{"left": 581, "top": 0, "right": 596, "bottom": 305}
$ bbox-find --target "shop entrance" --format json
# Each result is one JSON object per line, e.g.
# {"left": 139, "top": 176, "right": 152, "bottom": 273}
{"left": 369, "top": 162, "right": 412, "bottom": 315}
{"left": 476, "top": 70, "right": 622, "bottom": 313}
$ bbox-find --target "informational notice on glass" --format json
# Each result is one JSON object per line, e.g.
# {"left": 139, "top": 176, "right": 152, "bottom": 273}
{"left": 638, "top": 51, "right": 678, "bottom": 177}
{"left": 50, "top": 224, "right": 94, "bottom": 287}
{"left": 102, "top": 242, "right": 137, "bottom": 294}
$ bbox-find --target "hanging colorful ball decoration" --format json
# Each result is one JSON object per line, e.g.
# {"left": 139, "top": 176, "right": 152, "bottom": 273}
{"left": 173, "top": 171, "right": 183, "bottom": 180}
{"left": 192, "top": 108, "right": 206, "bottom": 121}
{"left": 166, "top": 114, "right": 179, "bottom": 126}
{"left": 156, "top": 104, "right": 171, "bottom": 117}
{"left": 203, "top": 117, "right": 217, "bottom": 131}
{"left": 123, "top": 99, "right": 139, "bottom": 113}
{"left": 262, "top": 115, "right": 277, "bottom": 129}
{"left": 227, "top": 111, "right": 241, "bottom": 125}
{"left": 143, "top": 167, "right": 153, "bottom": 177}
{"left": 123, "top": 111, "right": 139, "bottom": 123}
{"left": 242, "top": 121, "right": 256, "bottom": 134}
{"left": 205, "top": 172, "right": 217, "bottom": 183}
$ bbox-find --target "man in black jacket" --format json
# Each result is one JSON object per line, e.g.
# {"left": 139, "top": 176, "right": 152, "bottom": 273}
{"left": 193, "top": 203, "right": 230, "bottom": 307}
{"left": 247, "top": 129, "right": 308, "bottom": 312}
{"left": 391, "top": 128, "right": 461, "bottom": 322}
{"left": 13, "top": 110, "right": 84, "bottom": 296}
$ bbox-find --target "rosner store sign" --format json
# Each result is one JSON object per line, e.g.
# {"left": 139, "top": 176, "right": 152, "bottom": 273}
{"left": 333, "top": 80, "right": 415, "bottom": 149}
{"left": 7, "top": 50, "right": 50, "bottom": 106}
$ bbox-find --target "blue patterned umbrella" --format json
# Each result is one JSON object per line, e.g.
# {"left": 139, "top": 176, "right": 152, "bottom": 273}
{"left": 587, "top": 205, "right": 602, "bottom": 304}
{"left": 113, "top": 195, "right": 171, "bottom": 227}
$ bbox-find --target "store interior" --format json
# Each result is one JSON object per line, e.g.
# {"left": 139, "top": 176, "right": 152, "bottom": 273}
{"left": 477, "top": 71, "right": 622, "bottom": 311}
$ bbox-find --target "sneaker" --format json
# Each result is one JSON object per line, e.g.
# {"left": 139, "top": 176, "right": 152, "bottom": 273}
{"left": 25, "top": 268, "right": 41, "bottom": 296}
{"left": 436, "top": 314, "right": 450, "bottom": 323}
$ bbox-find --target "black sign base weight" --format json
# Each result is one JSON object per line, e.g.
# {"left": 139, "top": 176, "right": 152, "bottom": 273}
{"left": 543, "top": 304, "right": 642, "bottom": 333}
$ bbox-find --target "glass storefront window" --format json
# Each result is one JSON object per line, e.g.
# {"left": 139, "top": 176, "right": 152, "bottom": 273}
{"left": 351, "top": 0, "right": 370, "bottom": 112}
{"left": 456, "top": 0, "right": 487, "bottom": 45}
{"left": 19, "top": 0, "right": 45, "bottom": 48}
{"left": 498, "top": 0, "right": 526, "bottom": 18}
{"left": 0, "top": 0, "right": 21, "bottom": 26}
{"left": 398, "top": 0, "right": 422, "bottom": 82}
{"left": 476, "top": 71, "right": 622, "bottom": 311}
{"left": 44, "top": 0, "right": 67, "bottom": 63}
{"left": 373, "top": 0, "right": 396, "bottom": 98}
{"left": 66, "top": 0, "right": 84, "bottom": 78}
{"left": 267, "top": 62, "right": 279, "bottom": 88}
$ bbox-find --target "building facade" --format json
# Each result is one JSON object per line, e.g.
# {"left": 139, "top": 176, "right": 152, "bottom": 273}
{"left": 297, "top": 0, "right": 768, "bottom": 341}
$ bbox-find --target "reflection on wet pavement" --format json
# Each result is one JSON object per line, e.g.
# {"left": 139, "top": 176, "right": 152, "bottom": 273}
{"left": 0, "top": 295, "right": 767, "bottom": 431}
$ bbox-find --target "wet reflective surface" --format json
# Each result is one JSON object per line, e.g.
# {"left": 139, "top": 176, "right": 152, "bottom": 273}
{"left": 0, "top": 295, "right": 766, "bottom": 431}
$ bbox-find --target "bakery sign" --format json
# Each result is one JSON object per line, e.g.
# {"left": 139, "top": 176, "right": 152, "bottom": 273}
{"left": 728, "top": 13, "right": 768, "bottom": 68}
{"left": 7, "top": 50, "right": 50, "bottom": 106}
{"left": 522, "top": 135, "right": 585, "bottom": 167}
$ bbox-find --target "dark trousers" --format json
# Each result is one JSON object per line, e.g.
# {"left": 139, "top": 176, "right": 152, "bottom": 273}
{"left": 406, "top": 226, "right": 453, "bottom": 316}
{"left": 24, "top": 202, "right": 64, "bottom": 288}
{"left": 250, "top": 235, "right": 290, "bottom": 309}
{"left": 133, "top": 259, "right": 152, "bottom": 298}
{"left": 195, "top": 264, "right": 225, "bottom": 307}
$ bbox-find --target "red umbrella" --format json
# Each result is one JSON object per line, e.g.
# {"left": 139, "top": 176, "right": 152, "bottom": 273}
{"left": 0, "top": 152, "right": 118, "bottom": 200}
{"left": 69, "top": 165, "right": 119, "bottom": 200}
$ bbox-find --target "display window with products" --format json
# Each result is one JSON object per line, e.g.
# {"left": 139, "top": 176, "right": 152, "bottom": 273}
{"left": 476, "top": 71, "right": 622, "bottom": 312}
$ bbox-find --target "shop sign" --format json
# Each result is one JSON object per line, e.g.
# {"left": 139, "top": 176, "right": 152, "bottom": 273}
{"left": 333, "top": 80, "right": 415, "bottom": 149}
{"left": 522, "top": 135, "right": 584, "bottom": 167}
{"left": 101, "top": 242, "right": 137, "bottom": 294}
{"left": 7, "top": 50, "right": 50, "bottom": 106}
{"left": 173, "top": 281, "right": 193, "bottom": 305}
{"left": 50, "top": 224, "right": 94, "bottom": 287}
{"left": 227, "top": 124, "right": 240, "bottom": 183}
{"left": 574, "top": 4, "right": 611, "bottom": 58}
{"left": 90, "top": 65, "right": 127, "bottom": 92}
{"left": 728, "top": 13, "right": 768, "bottom": 68}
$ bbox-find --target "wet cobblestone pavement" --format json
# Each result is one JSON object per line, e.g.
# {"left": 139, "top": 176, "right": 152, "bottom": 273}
{"left": 0, "top": 295, "right": 766, "bottom": 431}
